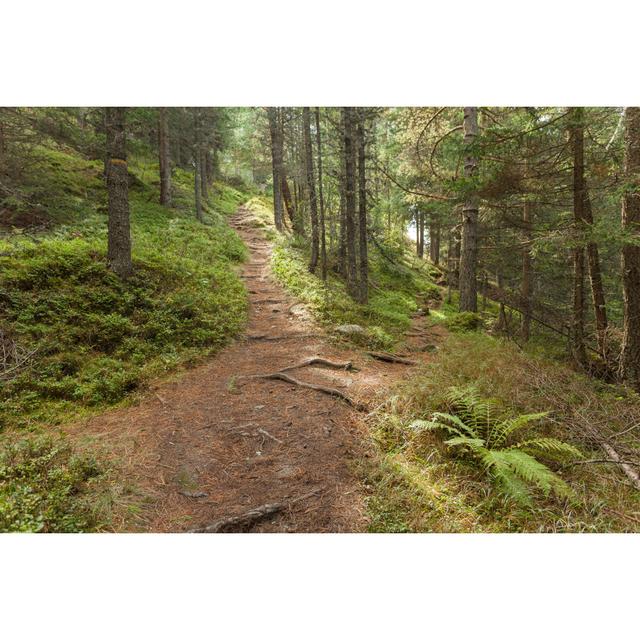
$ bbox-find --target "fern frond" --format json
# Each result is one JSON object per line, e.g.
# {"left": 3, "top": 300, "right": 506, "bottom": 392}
{"left": 408, "top": 419, "right": 464, "bottom": 438}
{"left": 495, "top": 449, "right": 571, "bottom": 498}
{"left": 489, "top": 412, "right": 549, "bottom": 448}
{"left": 431, "top": 411, "right": 480, "bottom": 438}
{"left": 511, "top": 438, "right": 582, "bottom": 460}
{"left": 478, "top": 448, "right": 533, "bottom": 506}
{"left": 444, "top": 436, "right": 486, "bottom": 451}
{"left": 446, "top": 386, "right": 497, "bottom": 437}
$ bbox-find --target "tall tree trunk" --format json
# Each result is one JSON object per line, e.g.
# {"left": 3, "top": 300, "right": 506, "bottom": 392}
{"left": 342, "top": 107, "right": 359, "bottom": 299}
{"left": 105, "top": 107, "right": 132, "bottom": 278}
{"left": 193, "top": 109, "right": 204, "bottom": 222}
{"left": 429, "top": 221, "right": 440, "bottom": 265}
{"left": 570, "top": 107, "right": 587, "bottom": 367}
{"left": 267, "top": 107, "right": 284, "bottom": 231}
{"left": 521, "top": 194, "right": 533, "bottom": 341}
{"left": 158, "top": 107, "right": 171, "bottom": 206}
{"left": 303, "top": 107, "right": 319, "bottom": 273}
{"left": 583, "top": 185, "right": 608, "bottom": 357}
{"left": 415, "top": 212, "right": 421, "bottom": 257}
{"left": 356, "top": 109, "right": 368, "bottom": 305}
{"left": 315, "top": 108, "right": 327, "bottom": 281}
{"left": 418, "top": 211, "right": 425, "bottom": 258}
{"left": 200, "top": 147, "right": 208, "bottom": 201}
{"left": 459, "top": 107, "right": 479, "bottom": 312}
{"left": 621, "top": 107, "right": 640, "bottom": 389}
{"left": 281, "top": 176, "right": 297, "bottom": 229}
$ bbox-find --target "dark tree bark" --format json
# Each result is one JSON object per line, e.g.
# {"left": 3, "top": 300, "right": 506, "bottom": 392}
{"left": 459, "top": 107, "right": 479, "bottom": 312}
{"left": 303, "top": 107, "right": 319, "bottom": 273}
{"left": 281, "top": 176, "right": 297, "bottom": 229}
{"left": 429, "top": 221, "right": 440, "bottom": 265}
{"left": 342, "top": 107, "right": 359, "bottom": 299}
{"left": 356, "top": 109, "right": 369, "bottom": 304}
{"left": 105, "top": 107, "right": 133, "bottom": 278}
{"left": 158, "top": 107, "right": 171, "bottom": 206}
{"left": 267, "top": 107, "right": 285, "bottom": 232}
{"left": 583, "top": 185, "right": 608, "bottom": 357}
{"left": 446, "top": 224, "right": 461, "bottom": 304}
{"left": 569, "top": 107, "right": 587, "bottom": 367}
{"left": 521, "top": 194, "right": 533, "bottom": 341}
{"left": 315, "top": 108, "right": 327, "bottom": 281}
{"left": 193, "top": 109, "right": 204, "bottom": 222}
{"left": 621, "top": 107, "right": 640, "bottom": 389}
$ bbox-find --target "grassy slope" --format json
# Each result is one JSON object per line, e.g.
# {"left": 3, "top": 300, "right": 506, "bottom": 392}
{"left": 0, "top": 142, "right": 250, "bottom": 531}
{"left": 250, "top": 199, "right": 640, "bottom": 532}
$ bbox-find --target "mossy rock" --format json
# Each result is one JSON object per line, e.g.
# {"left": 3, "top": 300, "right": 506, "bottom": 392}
{"left": 445, "top": 312, "right": 483, "bottom": 333}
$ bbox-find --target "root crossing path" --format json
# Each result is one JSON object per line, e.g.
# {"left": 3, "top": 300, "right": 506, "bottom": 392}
{"left": 69, "top": 206, "right": 438, "bottom": 532}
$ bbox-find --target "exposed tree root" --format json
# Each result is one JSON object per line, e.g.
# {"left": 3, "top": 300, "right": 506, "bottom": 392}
{"left": 258, "top": 372, "right": 362, "bottom": 409}
{"left": 280, "top": 357, "right": 356, "bottom": 373}
{"left": 247, "top": 333, "right": 323, "bottom": 341}
{"left": 365, "top": 351, "right": 417, "bottom": 365}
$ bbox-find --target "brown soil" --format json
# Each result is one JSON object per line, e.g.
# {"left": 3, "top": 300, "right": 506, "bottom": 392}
{"left": 66, "top": 206, "right": 444, "bottom": 533}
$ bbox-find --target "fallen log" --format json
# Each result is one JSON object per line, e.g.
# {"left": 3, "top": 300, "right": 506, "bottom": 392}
{"left": 188, "top": 503, "right": 283, "bottom": 533}
{"left": 365, "top": 351, "right": 417, "bottom": 365}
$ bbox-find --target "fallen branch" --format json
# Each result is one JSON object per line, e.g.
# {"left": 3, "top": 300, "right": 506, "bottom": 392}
{"left": 365, "top": 351, "right": 417, "bottom": 365}
{"left": 188, "top": 503, "right": 283, "bottom": 533}
{"left": 600, "top": 442, "right": 640, "bottom": 491}
{"left": 187, "top": 488, "right": 322, "bottom": 533}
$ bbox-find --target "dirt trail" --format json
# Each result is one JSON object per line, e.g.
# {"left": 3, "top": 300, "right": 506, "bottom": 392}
{"left": 68, "top": 207, "right": 442, "bottom": 532}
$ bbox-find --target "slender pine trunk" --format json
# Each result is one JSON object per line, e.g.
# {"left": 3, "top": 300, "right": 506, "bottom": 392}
{"left": 105, "top": 107, "right": 133, "bottom": 278}
{"left": 315, "top": 107, "right": 327, "bottom": 281}
{"left": 621, "top": 107, "right": 640, "bottom": 389}
{"left": 267, "top": 107, "right": 284, "bottom": 231}
{"left": 356, "top": 109, "right": 368, "bottom": 304}
{"left": 459, "top": 107, "right": 479, "bottom": 312}
{"left": 569, "top": 107, "right": 587, "bottom": 367}
{"left": 303, "top": 107, "right": 319, "bottom": 273}
{"left": 342, "top": 107, "right": 358, "bottom": 299}
{"left": 158, "top": 107, "right": 171, "bottom": 206}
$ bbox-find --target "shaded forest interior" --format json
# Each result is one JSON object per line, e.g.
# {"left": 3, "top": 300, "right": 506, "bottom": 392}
{"left": 1, "top": 106, "right": 640, "bottom": 533}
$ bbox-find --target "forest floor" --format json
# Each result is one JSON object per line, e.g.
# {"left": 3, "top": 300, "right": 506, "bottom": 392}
{"left": 65, "top": 206, "right": 443, "bottom": 532}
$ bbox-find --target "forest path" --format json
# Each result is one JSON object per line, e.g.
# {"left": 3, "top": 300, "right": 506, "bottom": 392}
{"left": 69, "top": 206, "right": 441, "bottom": 532}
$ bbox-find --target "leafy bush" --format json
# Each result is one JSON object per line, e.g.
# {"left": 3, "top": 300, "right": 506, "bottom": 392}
{"left": 0, "top": 435, "right": 102, "bottom": 532}
{"left": 410, "top": 386, "right": 582, "bottom": 506}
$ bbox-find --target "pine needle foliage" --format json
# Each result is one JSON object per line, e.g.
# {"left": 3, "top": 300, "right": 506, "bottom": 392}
{"left": 410, "top": 386, "right": 582, "bottom": 506}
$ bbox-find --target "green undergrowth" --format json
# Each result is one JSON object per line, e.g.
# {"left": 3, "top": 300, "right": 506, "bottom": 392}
{"left": 266, "top": 227, "right": 441, "bottom": 351}
{"left": 0, "top": 435, "right": 103, "bottom": 532}
{"left": 0, "top": 142, "right": 250, "bottom": 531}
{"left": 362, "top": 332, "right": 640, "bottom": 532}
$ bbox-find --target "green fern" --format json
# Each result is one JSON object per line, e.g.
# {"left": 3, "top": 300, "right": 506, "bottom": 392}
{"left": 411, "top": 385, "right": 582, "bottom": 506}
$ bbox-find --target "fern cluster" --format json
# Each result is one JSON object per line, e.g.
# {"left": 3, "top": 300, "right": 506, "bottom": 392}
{"left": 410, "top": 386, "right": 582, "bottom": 506}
